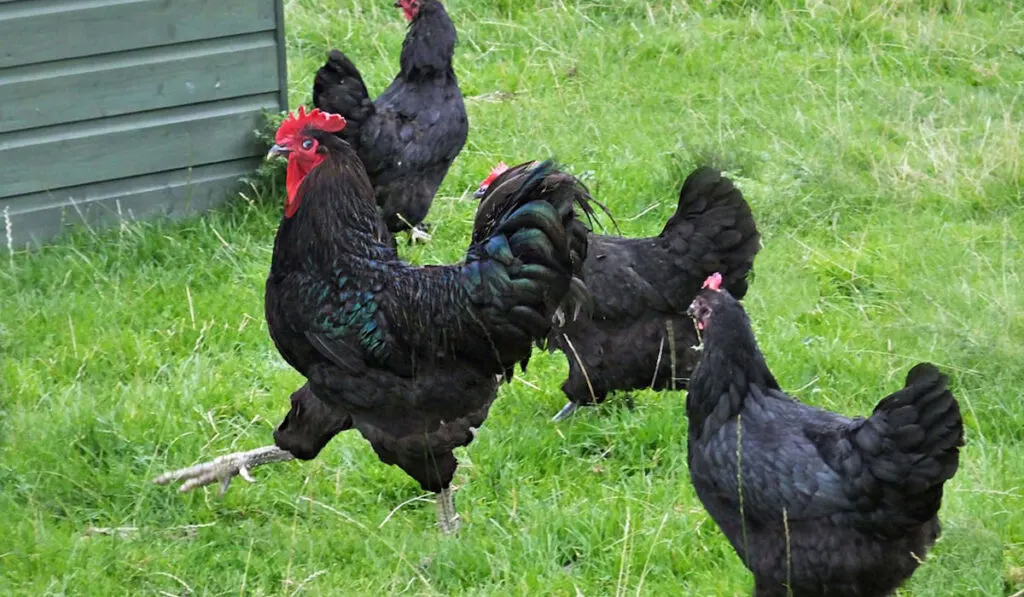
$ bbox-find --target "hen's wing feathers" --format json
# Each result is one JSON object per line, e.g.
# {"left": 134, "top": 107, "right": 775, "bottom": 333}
{"left": 305, "top": 331, "right": 370, "bottom": 376}
{"left": 788, "top": 363, "right": 964, "bottom": 534}
{"left": 699, "top": 386, "right": 858, "bottom": 522}
{"left": 583, "top": 238, "right": 672, "bottom": 319}
{"left": 358, "top": 81, "right": 467, "bottom": 184}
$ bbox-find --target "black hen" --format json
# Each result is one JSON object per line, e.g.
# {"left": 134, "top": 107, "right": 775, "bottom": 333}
{"left": 313, "top": 0, "right": 468, "bottom": 243}
{"left": 480, "top": 165, "right": 760, "bottom": 420}
{"left": 155, "top": 108, "right": 591, "bottom": 533}
{"left": 685, "top": 275, "right": 964, "bottom": 596}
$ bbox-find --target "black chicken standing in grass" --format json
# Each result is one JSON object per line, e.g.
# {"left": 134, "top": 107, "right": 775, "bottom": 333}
{"left": 475, "top": 163, "right": 760, "bottom": 420}
{"left": 312, "top": 0, "right": 467, "bottom": 245}
{"left": 155, "top": 107, "right": 592, "bottom": 533}
{"left": 685, "top": 273, "right": 964, "bottom": 596}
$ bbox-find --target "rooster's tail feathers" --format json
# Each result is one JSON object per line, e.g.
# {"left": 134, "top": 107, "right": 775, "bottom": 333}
{"left": 467, "top": 160, "right": 593, "bottom": 356}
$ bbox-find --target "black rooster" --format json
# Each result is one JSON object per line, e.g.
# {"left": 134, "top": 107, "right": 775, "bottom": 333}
{"left": 685, "top": 273, "right": 964, "bottom": 596}
{"left": 312, "top": 0, "right": 468, "bottom": 244}
{"left": 476, "top": 164, "right": 760, "bottom": 420}
{"left": 155, "top": 108, "right": 591, "bottom": 533}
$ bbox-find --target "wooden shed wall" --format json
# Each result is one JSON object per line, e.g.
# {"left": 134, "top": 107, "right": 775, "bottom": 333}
{"left": 0, "top": 0, "right": 289, "bottom": 247}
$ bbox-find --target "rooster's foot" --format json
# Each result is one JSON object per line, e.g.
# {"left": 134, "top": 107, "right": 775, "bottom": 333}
{"left": 152, "top": 445, "right": 295, "bottom": 495}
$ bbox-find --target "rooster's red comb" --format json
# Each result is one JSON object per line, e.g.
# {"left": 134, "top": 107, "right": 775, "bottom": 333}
{"left": 480, "top": 162, "right": 510, "bottom": 187}
{"left": 275, "top": 106, "right": 346, "bottom": 143}
{"left": 702, "top": 273, "right": 723, "bottom": 291}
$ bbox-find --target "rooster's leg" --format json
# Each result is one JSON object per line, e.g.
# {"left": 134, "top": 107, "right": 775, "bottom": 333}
{"left": 551, "top": 401, "right": 581, "bottom": 422}
{"left": 435, "top": 486, "right": 461, "bottom": 534}
{"left": 408, "top": 226, "right": 433, "bottom": 244}
{"left": 153, "top": 445, "right": 295, "bottom": 494}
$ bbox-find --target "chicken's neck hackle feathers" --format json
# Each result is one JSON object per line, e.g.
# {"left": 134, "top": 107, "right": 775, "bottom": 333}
{"left": 687, "top": 289, "right": 779, "bottom": 436}
{"left": 400, "top": 0, "right": 457, "bottom": 80}
{"left": 272, "top": 134, "right": 394, "bottom": 272}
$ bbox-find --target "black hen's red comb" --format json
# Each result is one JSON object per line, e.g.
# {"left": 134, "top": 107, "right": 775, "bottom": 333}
{"left": 275, "top": 106, "right": 346, "bottom": 143}
{"left": 702, "top": 273, "right": 723, "bottom": 291}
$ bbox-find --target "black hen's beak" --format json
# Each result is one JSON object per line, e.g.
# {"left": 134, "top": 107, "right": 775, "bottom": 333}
{"left": 473, "top": 186, "right": 488, "bottom": 199}
{"left": 686, "top": 304, "right": 696, "bottom": 319}
{"left": 266, "top": 144, "right": 290, "bottom": 160}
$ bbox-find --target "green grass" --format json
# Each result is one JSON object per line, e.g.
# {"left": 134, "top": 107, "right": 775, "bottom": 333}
{"left": 2, "top": 0, "right": 1023, "bottom": 594}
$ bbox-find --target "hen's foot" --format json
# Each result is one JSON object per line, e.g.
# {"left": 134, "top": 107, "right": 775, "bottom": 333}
{"left": 435, "top": 486, "right": 461, "bottom": 534}
{"left": 408, "top": 225, "right": 433, "bottom": 244}
{"left": 153, "top": 445, "right": 295, "bottom": 494}
{"left": 552, "top": 401, "right": 581, "bottom": 422}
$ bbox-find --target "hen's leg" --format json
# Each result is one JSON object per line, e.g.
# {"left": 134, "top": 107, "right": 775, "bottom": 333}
{"left": 552, "top": 352, "right": 603, "bottom": 421}
{"left": 435, "top": 486, "right": 461, "bottom": 534}
{"left": 552, "top": 401, "right": 581, "bottom": 422}
{"left": 153, "top": 445, "right": 295, "bottom": 494}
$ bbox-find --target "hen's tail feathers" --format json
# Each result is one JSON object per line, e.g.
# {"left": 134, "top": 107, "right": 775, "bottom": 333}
{"left": 466, "top": 160, "right": 594, "bottom": 376}
{"left": 854, "top": 362, "right": 965, "bottom": 527}
{"left": 661, "top": 167, "right": 761, "bottom": 299}
{"left": 312, "top": 49, "right": 374, "bottom": 140}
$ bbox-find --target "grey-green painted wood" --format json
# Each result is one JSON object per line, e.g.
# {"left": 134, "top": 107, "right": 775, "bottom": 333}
{"left": 0, "top": 0, "right": 278, "bottom": 69}
{"left": 0, "top": 94, "right": 279, "bottom": 198}
{"left": 3, "top": 159, "right": 262, "bottom": 248}
{"left": 0, "top": 0, "right": 288, "bottom": 246}
{"left": 0, "top": 33, "right": 280, "bottom": 133}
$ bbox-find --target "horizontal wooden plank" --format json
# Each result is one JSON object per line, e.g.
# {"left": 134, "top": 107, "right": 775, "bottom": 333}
{"left": 1, "top": 158, "right": 262, "bottom": 248}
{"left": 0, "top": 94, "right": 279, "bottom": 198}
{"left": 0, "top": 33, "right": 280, "bottom": 133}
{"left": 0, "top": 0, "right": 278, "bottom": 69}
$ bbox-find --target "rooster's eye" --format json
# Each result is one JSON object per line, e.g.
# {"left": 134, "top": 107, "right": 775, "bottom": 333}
{"left": 301, "top": 139, "right": 315, "bottom": 150}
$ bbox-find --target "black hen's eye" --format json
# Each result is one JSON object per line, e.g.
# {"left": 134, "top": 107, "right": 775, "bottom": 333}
{"left": 301, "top": 139, "right": 314, "bottom": 150}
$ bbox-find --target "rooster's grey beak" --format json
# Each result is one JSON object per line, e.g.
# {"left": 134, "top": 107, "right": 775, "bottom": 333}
{"left": 266, "top": 144, "right": 290, "bottom": 160}
{"left": 686, "top": 304, "right": 696, "bottom": 318}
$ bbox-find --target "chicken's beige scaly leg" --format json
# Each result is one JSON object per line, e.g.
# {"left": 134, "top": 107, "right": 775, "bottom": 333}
{"left": 153, "top": 445, "right": 295, "bottom": 494}
{"left": 435, "top": 486, "right": 461, "bottom": 534}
